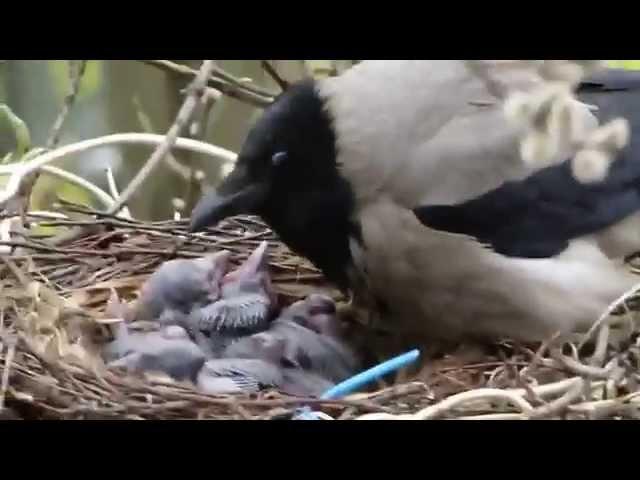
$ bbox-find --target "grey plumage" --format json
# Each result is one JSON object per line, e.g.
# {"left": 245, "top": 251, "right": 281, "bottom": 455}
{"left": 208, "top": 294, "right": 360, "bottom": 396}
{"left": 196, "top": 358, "right": 284, "bottom": 395}
{"left": 134, "top": 250, "right": 232, "bottom": 321}
{"left": 223, "top": 296, "right": 360, "bottom": 384}
{"left": 178, "top": 241, "right": 275, "bottom": 356}
{"left": 197, "top": 352, "right": 334, "bottom": 397}
{"left": 278, "top": 294, "right": 339, "bottom": 335}
{"left": 103, "top": 322, "right": 206, "bottom": 382}
{"left": 280, "top": 368, "right": 335, "bottom": 398}
{"left": 269, "top": 319, "right": 359, "bottom": 384}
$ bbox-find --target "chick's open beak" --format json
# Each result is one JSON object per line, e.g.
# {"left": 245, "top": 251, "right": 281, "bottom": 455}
{"left": 223, "top": 241, "right": 270, "bottom": 284}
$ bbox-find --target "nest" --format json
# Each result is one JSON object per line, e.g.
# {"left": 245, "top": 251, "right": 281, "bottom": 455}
{"left": 1, "top": 204, "right": 640, "bottom": 420}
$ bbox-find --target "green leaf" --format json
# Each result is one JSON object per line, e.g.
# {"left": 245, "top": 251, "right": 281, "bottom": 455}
{"left": 0, "top": 104, "right": 32, "bottom": 158}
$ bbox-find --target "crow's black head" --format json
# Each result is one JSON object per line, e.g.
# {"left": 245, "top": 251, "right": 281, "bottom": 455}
{"left": 190, "top": 79, "right": 360, "bottom": 291}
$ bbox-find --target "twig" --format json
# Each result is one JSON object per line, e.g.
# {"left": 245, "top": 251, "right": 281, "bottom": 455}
{"left": 579, "top": 281, "right": 640, "bottom": 350}
{"left": 0, "top": 340, "right": 16, "bottom": 411}
{"left": 0, "top": 133, "right": 236, "bottom": 209}
{"left": 1, "top": 256, "right": 31, "bottom": 288}
{"left": 47, "top": 61, "right": 88, "bottom": 149}
{"left": 457, "top": 413, "right": 528, "bottom": 420}
{"left": 415, "top": 388, "right": 534, "bottom": 419}
{"left": 104, "top": 168, "right": 132, "bottom": 219}
{"left": 47, "top": 62, "right": 220, "bottom": 246}
{"left": 180, "top": 84, "right": 219, "bottom": 214}
{"left": 209, "top": 61, "right": 276, "bottom": 98}
{"left": 567, "top": 392, "right": 640, "bottom": 419}
{"left": 0, "top": 217, "right": 14, "bottom": 254}
{"left": 141, "top": 60, "right": 274, "bottom": 108}
{"left": 529, "top": 378, "right": 585, "bottom": 419}
{"left": 8, "top": 61, "right": 89, "bottom": 232}
{"left": 508, "top": 377, "right": 604, "bottom": 399}
{"left": 106, "top": 60, "right": 216, "bottom": 216}
{"left": 0, "top": 164, "right": 115, "bottom": 209}
{"left": 261, "top": 61, "right": 289, "bottom": 91}
{"left": 357, "top": 388, "right": 535, "bottom": 420}
{"left": 549, "top": 348, "right": 615, "bottom": 379}
{"left": 189, "top": 87, "right": 218, "bottom": 139}
{"left": 132, "top": 96, "right": 192, "bottom": 181}
{"left": 590, "top": 324, "right": 610, "bottom": 368}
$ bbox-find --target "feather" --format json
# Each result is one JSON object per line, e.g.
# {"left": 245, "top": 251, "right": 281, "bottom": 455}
{"left": 195, "top": 294, "right": 271, "bottom": 333}
{"left": 414, "top": 142, "right": 640, "bottom": 259}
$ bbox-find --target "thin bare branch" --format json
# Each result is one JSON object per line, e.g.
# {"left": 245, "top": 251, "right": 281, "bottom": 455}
{"left": 208, "top": 61, "right": 277, "bottom": 98}
{"left": 261, "top": 61, "right": 289, "bottom": 92}
{"left": 132, "top": 96, "right": 192, "bottom": 181}
{"left": 105, "top": 168, "right": 132, "bottom": 219}
{"left": 107, "top": 60, "right": 217, "bottom": 216}
{"left": 5, "top": 61, "right": 89, "bottom": 231}
{"left": 0, "top": 133, "right": 236, "bottom": 208}
{"left": 47, "top": 60, "right": 88, "bottom": 149}
{"left": 0, "top": 339, "right": 16, "bottom": 411}
{"left": 141, "top": 60, "right": 274, "bottom": 108}
{"left": 529, "top": 378, "right": 585, "bottom": 419}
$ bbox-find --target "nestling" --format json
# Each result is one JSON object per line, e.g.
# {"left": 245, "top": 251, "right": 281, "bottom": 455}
{"left": 133, "top": 250, "right": 232, "bottom": 321}
{"left": 175, "top": 241, "right": 276, "bottom": 356}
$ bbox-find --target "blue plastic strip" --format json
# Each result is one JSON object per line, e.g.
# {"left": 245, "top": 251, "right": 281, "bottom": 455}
{"left": 320, "top": 349, "right": 420, "bottom": 400}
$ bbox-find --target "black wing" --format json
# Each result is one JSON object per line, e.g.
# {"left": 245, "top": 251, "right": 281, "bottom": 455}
{"left": 414, "top": 149, "right": 640, "bottom": 258}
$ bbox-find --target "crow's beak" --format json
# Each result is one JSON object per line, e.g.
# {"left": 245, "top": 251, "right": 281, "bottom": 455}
{"left": 189, "top": 168, "right": 268, "bottom": 232}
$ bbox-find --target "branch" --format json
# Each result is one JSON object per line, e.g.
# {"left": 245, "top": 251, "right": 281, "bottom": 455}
{"left": 579, "top": 281, "right": 640, "bottom": 350}
{"left": 43, "top": 61, "right": 221, "bottom": 246}
{"left": 180, "top": 85, "right": 219, "bottom": 216}
{"left": 40, "top": 165, "right": 115, "bottom": 208}
{"left": 105, "top": 167, "right": 132, "bottom": 219}
{"left": 106, "top": 60, "right": 217, "bottom": 216}
{"left": 261, "top": 61, "right": 289, "bottom": 92}
{"left": 0, "top": 339, "right": 16, "bottom": 411}
{"left": 357, "top": 388, "right": 535, "bottom": 420}
{"left": 47, "top": 60, "right": 87, "bottom": 149}
{"left": 4, "top": 61, "right": 89, "bottom": 229}
{"left": 208, "top": 60, "right": 277, "bottom": 98}
{"left": 0, "top": 133, "right": 237, "bottom": 208}
{"left": 529, "top": 378, "right": 585, "bottom": 419}
{"left": 141, "top": 60, "right": 275, "bottom": 108}
{"left": 133, "top": 96, "right": 192, "bottom": 181}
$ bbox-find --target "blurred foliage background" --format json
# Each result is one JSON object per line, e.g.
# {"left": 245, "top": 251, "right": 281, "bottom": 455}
{"left": 0, "top": 60, "right": 636, "bottom": 221}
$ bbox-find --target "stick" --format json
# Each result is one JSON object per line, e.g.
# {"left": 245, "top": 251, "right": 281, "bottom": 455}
{"left": 47, "top": 61, "right": 88, "bottom": 149}
{"left": 105, "top": 168, "right": 132, "bottom": 219}
{"left": 261, "top": 61, "right": 289, "bottom": 91}
{"left": 141, "top": 60, "right": 274, "bottom": 107}
{"left": 106, "top": 60, "right": 216, "bottom": 216}
{"left": 0, "top": 133, "right": 236, "bottom": 208}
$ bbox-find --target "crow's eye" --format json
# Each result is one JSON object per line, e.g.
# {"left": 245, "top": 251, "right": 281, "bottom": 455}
{"left": 272, "top": 151, "right": 288, "bottom": 166}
